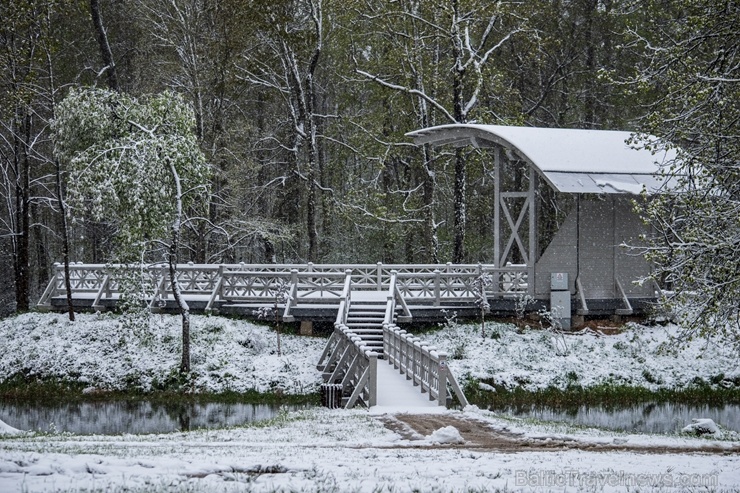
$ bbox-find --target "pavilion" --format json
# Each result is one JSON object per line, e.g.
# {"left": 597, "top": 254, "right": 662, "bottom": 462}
{"left": 407, "top": 124, "right": 678, "bottom": 321}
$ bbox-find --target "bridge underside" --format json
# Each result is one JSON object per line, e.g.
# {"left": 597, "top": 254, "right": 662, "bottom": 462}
{"left": 46, "top": 296, "right": 489, "bottom": 322}
{"left": 45, "top": 296, "right": 657, "bottom": 321}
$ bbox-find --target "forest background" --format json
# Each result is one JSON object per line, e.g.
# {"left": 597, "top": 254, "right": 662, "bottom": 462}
{"left": 1, "top": 0, "right": 737, "bottom": 320}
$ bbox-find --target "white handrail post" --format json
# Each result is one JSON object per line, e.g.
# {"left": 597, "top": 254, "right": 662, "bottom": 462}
{"left": 437, "top": 352, "right": 448, "bottom": 406}
{"left": 288, "top": 269, "right": 299, "bottom": 313}
{"left": 368, "top": 352, "right": 378, "bottom": 407}
{"left": 385, "top": 270, "right": 397, "bottom": 325}
{"left": 433, "top": 269, "right": 441, "bottom": 306}
{"left": 336, "top": 269, "right": 353, "bottom": 325}
{"left": 413, "top": 339, "right": 422, "bottom": 386}
{"left": 376, "top": 261, "right": 383, "bottom": 291}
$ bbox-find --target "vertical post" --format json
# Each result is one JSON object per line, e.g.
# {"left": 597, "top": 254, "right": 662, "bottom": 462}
{"left": 290, "top": 269, "right": 299, "bottom": 308}
{"left": 433, "top": 269, "right": 441, "bottom": 306}
{"left": 494, "top": 147, "right": 501, "bottom": 268}
{"left": 413, "top": 341, "right": 420, "bottom": 386}
{"left": 437, "top": 352, "right": 448, "bottom": 406}
{"left": 528, "top": 166, "right": 537, "bottom": 296}
{"left": 377, "top": 261, "right": 383, "bottom": 291}
{"left": 368, "top": 352, "right": 378, "bottom": 407}
{"left": 161, "top": 265, "right": 169, "bottom": 301}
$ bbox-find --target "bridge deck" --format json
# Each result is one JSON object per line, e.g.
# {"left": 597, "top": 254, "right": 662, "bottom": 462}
{"left": 374, "top": 360, "right": 440, "bottom": 411}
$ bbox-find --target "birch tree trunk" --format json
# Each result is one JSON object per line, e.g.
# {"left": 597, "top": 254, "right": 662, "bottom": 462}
{"left": 166, "top": 157, "right": 191, "bottom": 374}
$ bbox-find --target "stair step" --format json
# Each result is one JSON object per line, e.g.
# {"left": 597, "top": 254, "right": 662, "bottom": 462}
{"left": 347, "top": 317, "right": 384, "bottom": 323}
{"left": 355, "top": 335, "right": 383, "bottom": 341}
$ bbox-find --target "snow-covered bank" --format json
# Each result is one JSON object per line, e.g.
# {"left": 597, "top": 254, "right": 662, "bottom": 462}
{"left": 1, "top": 407, "right": 739, "bottom": 492}
{"left": 428, "top": 320, "right": 740, "bottom": 392}
{"left": 1, "top": 312, "right": 738, "bottom": 395}
{"left": 0, "top": 312, "right": 325, "bottom": 394}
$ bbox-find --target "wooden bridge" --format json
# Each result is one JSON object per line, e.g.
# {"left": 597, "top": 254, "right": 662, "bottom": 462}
{"left": 37, "top": 262, "right": 529, "bottom": 322}
{"left": 316, "top": 273, "right": 468, "bottom": 409}
{"left": 38, "top": 262, "right": 486, "bottom": 409}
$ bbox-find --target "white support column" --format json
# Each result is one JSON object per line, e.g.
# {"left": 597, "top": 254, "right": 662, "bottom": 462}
{"left": 528, "top": 166, "right": 538, "bottom": 295}
{"left": 493, "top": 147, "right": 501, "bottom": 268}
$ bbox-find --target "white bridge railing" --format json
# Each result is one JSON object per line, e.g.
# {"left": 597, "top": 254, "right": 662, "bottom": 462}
{"left": 316, "top": 270, "right": 468, "bottom": 409}
{"left": 383, "top": 325, "right": 469, "bottom": 407}
{"left": 37, "top": 262, "right": 529, "bottom": 318}
{"left": 316, "top": 324, "right": 379, "bottom": 409}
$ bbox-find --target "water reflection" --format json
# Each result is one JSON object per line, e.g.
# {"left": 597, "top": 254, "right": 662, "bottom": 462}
{"left": 0, "top": 401, "right": 298, "bottom": 435}
{"left": 489, "top": 402, "right": 740, "bottom": 434}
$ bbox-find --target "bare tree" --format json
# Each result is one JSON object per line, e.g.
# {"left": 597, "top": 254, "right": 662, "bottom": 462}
{"left": 354, "top": 0, "right": 524, "bottom": 262}
{"left": 237, "top": 0, "right": 325, "bottom": 261}
{"left": 631, "top": 0, "right": 740, "bottom": 345}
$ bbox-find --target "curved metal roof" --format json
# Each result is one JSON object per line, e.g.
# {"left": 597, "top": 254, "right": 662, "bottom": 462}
{"left": 406, "top": 124, "right": 678, "bottom": 194}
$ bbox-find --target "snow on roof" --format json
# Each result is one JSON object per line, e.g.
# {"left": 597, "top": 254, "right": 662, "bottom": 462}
{"left": 406, "top": 124, "right": 679, "bottom": 194}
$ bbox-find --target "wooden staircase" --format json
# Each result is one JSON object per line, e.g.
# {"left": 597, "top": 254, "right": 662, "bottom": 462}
{"left": 344, "top": 297, "right": 387, "bottom": 355}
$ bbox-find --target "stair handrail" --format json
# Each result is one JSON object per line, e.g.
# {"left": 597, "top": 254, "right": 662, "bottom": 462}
{"left": 383, "top": 324, "right": 468, "bottom": 408}
{"left": 318, "top": 323, "right": 379, "bottom": 408}
{"left": 335, "top": 269, "right": 353, "bottom": 326}
{"left": 383, "top": 270, "right": 398, "bottom": 325}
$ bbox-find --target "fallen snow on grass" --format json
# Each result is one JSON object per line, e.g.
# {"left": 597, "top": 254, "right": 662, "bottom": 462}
{"left": 428, "top": 320, "right": 740, "bottom": 391}
{"left": 0, "top": 312, "right": 325, "bottom": 394}
{"left": 2, "top": 313, "right": 737, "bottom": 396}
{"left": 0, "top": 418, "right": 21, "bottom": 436}
{"left": 1, "top": 407, "right": 739, "bottom": 493}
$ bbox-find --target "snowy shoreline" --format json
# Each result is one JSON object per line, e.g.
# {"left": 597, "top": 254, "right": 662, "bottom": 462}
{"left": 1, "top": 312, "right": 738, "bottom": 397}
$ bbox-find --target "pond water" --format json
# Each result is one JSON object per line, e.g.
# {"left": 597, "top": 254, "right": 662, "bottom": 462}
{"left": 0, "top": 401, "right": 300, "bottom": 435}
{"left": 489, "top": 402, "right": 740, "bottom": 434}
{"left": 3, "top": 400, "right": 739, "bottom": 436}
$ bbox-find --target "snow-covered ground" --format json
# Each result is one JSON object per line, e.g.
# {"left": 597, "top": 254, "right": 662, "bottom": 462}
{"left": 428, "top": 319, "right": 740, "bottom": 391}
{"left": 0, "top": 312, "right": 325, "bottom": 394}
{"left": 1, "top": 312, "right": 738, "bottom": 394}
{"left": 2, "top": 312, "right": 740, "bottom": 492}
{"left": 1, "top": 407, "right": 739, "bottom": 492}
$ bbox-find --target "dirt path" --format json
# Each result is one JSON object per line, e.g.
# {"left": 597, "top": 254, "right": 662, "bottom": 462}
{"left": 377, "top": 413, "right": 740, "bottom": 455}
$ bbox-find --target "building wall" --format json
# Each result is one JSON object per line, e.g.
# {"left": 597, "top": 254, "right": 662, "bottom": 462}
{"left": 534, "top": 196, "right": 654, "bottom": 299}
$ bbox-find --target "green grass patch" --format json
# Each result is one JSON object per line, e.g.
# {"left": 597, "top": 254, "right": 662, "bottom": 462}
{"left": 465, "top": 379, "right": 740, "bottom": 408}
{"left": 0, "top": 375, "right": 319, "bottom": 406}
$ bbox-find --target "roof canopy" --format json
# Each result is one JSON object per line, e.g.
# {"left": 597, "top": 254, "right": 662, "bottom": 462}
{"left": 406, "top": 124, "right": 678, "bottom": 194}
